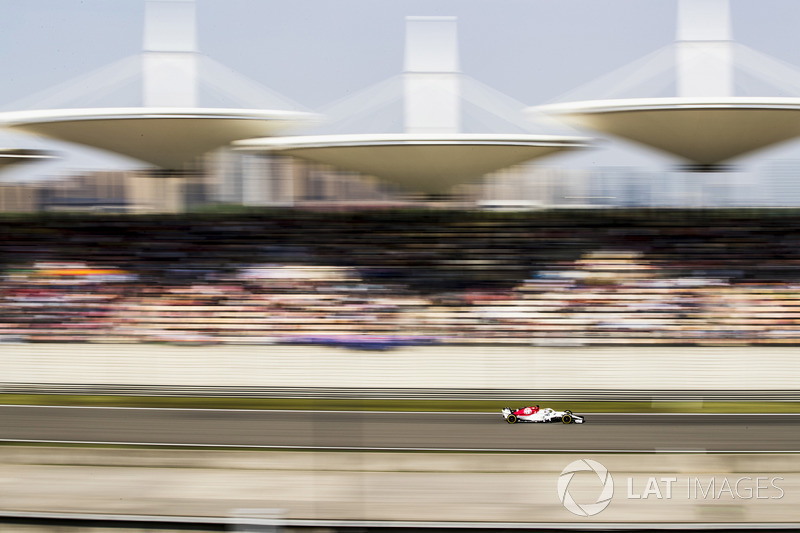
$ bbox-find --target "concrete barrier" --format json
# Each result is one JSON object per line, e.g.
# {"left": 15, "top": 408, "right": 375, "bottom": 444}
{"left": 0, "top": 344, "right": 798, "bottom": 392}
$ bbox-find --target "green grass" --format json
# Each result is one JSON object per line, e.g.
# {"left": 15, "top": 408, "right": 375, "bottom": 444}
{"left": 1, "top": 394, "right": 799, "bottom": 413}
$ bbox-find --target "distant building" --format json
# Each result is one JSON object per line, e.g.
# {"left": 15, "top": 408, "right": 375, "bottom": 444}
{"left": 0, "top": 169, "right": 209, "bottom": 214}
{"left": 39, "top": 172, "right": 128, "bottom": 212}
{"left": 762, "top": 160, "right": 800, "bottom": 207}
{"left": 206, "top": 149, "right": 404, "bottom": 207}
{"left": 0, "top": 183, "right": 41, "bottom": 212}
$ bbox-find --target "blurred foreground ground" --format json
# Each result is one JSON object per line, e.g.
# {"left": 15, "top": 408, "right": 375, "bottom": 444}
{"left": 0, "top": 447, "right": 797, "bottom": 524}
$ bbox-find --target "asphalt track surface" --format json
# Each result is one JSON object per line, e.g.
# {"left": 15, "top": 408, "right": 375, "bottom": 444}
{"left": 1, "top": 406, "right": 799, "bottom": 452}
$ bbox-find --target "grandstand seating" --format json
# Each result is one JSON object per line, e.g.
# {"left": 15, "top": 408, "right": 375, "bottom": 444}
{"left": 0, "top": 211, "right": 798, "bottom": 346}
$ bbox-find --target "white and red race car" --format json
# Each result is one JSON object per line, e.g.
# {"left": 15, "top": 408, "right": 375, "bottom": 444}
{"left": 502, "top": 405, "right": 584, "bottom": 424}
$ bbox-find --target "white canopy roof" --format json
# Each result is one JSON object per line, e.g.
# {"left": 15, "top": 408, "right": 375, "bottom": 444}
{"left": 0, "top": 148, "right": 55, "bottom": 171}
{"left": 234, "top": 133, "right": 589, "bottom": 194}
{"left": 538, "top": 97, "right": 800, "bottom": 166}
{"left": 0, "top": 107, "right": 315, "bottom": 169}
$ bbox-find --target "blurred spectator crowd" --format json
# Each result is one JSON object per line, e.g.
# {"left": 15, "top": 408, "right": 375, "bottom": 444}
{"left": 1, "top": 210, "right": 799, "bottom": 347}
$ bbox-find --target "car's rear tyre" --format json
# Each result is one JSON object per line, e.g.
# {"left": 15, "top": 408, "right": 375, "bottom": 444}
{"left": 562, "top": 414, "right": 573, "bottom": 424}
{"left": 507, "top": 414, "right": 517, "bottom": 424}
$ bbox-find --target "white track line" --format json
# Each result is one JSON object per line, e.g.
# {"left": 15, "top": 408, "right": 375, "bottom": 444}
{"left": 0, "top": 405, "right": 798, "bottom": 416}
{"left": 0, "top": 405, "right": 495, "bottom": 414}
{"left": 1, "top": 438, "right": 798, "bottom": 453}
{"left": 0, "top": 405, "right": 478, "bottom": 414}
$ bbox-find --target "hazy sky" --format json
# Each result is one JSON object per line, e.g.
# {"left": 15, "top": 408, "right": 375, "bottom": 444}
{"left": 3, "top": 0, "right": 800, "bottom": 175}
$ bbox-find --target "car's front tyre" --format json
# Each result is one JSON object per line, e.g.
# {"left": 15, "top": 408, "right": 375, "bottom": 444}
{"left": 507, "top": 414, "right": 517, "bottom": 424}
{"left": 562, "top": 414, "right": 573, "bottom": 424}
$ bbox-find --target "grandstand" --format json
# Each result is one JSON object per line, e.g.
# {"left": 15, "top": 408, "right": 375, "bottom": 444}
{"left": 0, "top": 2, "right": 799, "bottom": 347}
{"left": 1, "top": 209, "right": 798, "bottom": 347}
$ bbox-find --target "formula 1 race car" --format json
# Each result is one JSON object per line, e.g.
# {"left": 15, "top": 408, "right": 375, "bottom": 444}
{"left": 502, "top": 405, "right": 585, "bottom": 424}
